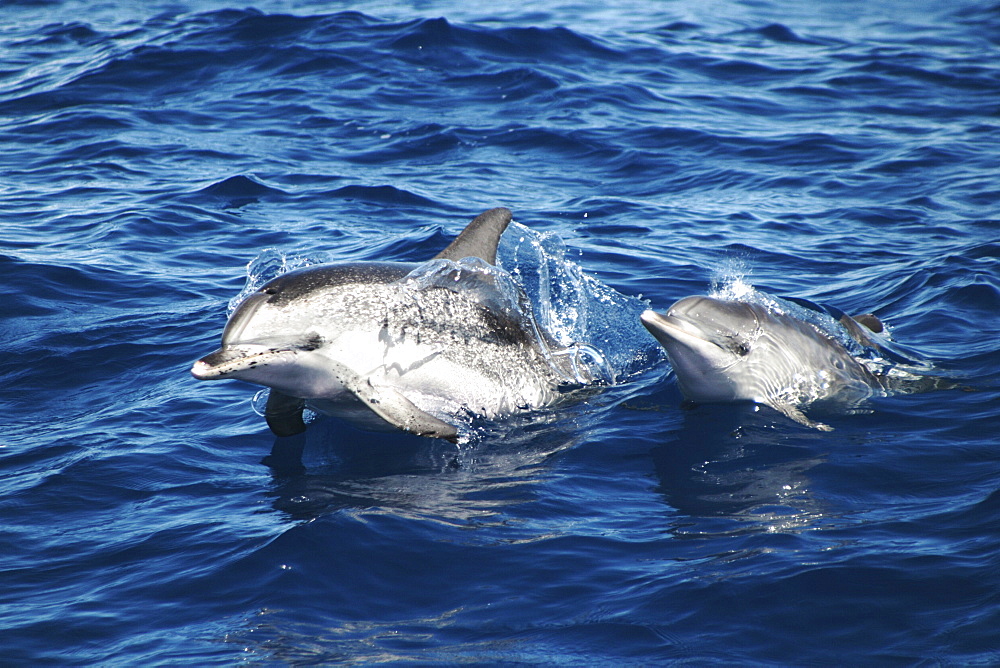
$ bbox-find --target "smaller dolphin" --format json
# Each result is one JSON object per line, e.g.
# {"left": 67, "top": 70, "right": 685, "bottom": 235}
{"left": 640, "top": 295, "right": 895, "bottom": 430}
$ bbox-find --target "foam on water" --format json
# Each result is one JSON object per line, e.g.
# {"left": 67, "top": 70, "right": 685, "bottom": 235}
{"left": 499, "top": 223, "right": 662, "bottom": 379}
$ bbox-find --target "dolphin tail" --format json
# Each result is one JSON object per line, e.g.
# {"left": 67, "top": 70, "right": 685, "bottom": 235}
{"left": 434, "top": 207, "right": 512, "bottom": 265}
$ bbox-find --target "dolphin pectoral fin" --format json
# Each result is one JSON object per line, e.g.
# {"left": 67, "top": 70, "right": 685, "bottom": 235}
{"left": 326, "top": 360, "right": 459, "bottom": 441}
{"left": 434, "top": 207, "right": 512, "bottom": 265}
{"left": 770, "top": 401, "right": 833, "bottom": 432}
{"left": 359, "top": 384, "right": 460, "bottom": 442}
{"left": 264, "top": 390, "right": 307, "bottom": 437}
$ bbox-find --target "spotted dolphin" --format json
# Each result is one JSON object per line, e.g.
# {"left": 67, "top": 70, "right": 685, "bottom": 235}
{"left": 640, "top": 295, "right": 900, "bottom": 430}
{"left": 192, "top": 208, "right": 594, "bottom": 439}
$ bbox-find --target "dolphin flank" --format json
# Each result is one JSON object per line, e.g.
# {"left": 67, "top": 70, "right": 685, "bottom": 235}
{"left": 192, "top": 208, "right": 593, "bottom": 439}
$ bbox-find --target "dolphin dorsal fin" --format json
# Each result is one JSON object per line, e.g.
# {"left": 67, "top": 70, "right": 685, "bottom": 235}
{"left": 837, "top": 313, "right": 884, "bottom": 350}
{"left": 853, "top": 313, "right": 884, "bottom": 333}
{"left": 434, "top": 207, "right": 512, "bottom": 265}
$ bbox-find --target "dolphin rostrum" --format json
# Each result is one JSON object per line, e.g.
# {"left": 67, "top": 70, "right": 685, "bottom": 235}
{"left": 640, "top": 294, "right": 902, "bottom": 430}
{"left": 192, "top": 208, "right": 596, "bottom": 439}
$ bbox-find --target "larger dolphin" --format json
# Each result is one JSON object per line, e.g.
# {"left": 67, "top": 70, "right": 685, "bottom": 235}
{"left": 192, "top": 208, "right": 593, "bottom": 439}
{"left": 640, "top": 294, "right": 904, "bottom": 430}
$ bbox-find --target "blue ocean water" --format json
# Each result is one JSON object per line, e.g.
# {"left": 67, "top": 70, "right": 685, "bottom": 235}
{"left": 2, "top": 0, "right": 999, "bottom": 664}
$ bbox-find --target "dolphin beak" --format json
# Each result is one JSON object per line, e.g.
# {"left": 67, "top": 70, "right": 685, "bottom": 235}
{"left": 641, "top": 309, "right": 693, "bottom": 344}
{"left": 639, "top": 309, "right": 669, "bottom": 331}
{"left": 191, "top": 345, "right": 297, "bottom": 381}
{"left": 640, "top": 309, "right": 722, "bottom": 358}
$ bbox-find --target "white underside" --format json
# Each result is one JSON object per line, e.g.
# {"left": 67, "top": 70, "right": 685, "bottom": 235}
{"left": 205, "top": 329, "right": 560, "bottom": 427}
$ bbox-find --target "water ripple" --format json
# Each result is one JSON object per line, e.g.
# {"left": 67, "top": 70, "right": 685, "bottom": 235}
{"left": 1, "top": 1, "right": 998, "bottom": 664}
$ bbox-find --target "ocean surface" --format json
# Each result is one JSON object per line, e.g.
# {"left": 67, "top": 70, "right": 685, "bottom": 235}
{"left": 3, "top": 0, "right": 999, "bottom": 664}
